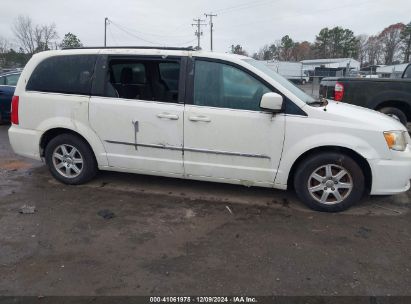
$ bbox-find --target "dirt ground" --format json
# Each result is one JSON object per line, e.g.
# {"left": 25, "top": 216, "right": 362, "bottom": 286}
{"left": 0, "top": 124, "right": 411, "bottom": 296}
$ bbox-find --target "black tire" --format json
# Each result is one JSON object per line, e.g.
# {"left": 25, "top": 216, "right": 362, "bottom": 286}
{"left": 45, "top": 134, "right": 97, "bottom": 185}
{"left": 294, "top": 152, "right": 365, "bottom": 212}
{"left": 301, "top": 79, "right": 306, "bottom": 85}
{"left": 379, "top": 107, "right": 408, "bottom": 126}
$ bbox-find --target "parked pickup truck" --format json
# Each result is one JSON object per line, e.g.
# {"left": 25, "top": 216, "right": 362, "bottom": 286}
{"left": 320, "top": 63, "right": 411, "bottom": 126}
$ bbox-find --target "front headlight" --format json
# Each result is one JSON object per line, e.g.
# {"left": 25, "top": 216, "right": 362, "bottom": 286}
{"left": 384, "top": 131, "right": 408, "bottom": 151}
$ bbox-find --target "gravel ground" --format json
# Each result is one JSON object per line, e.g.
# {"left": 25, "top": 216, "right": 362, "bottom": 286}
{"left": 0, "top": 124, "right": 410, "bottom": 296}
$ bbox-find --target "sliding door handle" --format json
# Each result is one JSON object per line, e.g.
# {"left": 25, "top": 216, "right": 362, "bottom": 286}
{"left": 157, "top": 113, "right": 179, "bottom": 120}
{"left": 189, "top": 115, "right": 211, "bottom": 122}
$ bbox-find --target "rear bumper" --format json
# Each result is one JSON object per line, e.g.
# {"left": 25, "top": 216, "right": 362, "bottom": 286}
{"left": 369, "top": 147, "right": 411, "bottom": 195}
{"left": 8, "top": 125, "right": 42, "bottom": 161}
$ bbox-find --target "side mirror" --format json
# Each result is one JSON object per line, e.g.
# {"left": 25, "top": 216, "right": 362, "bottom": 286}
{"left": 260, "top": 92, "right": 283, "bottom": 112}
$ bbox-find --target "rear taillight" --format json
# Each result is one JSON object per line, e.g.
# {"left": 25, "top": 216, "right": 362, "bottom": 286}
{"left": 11, "top": 95, "right": 19, "bottom": 125}
{"left": 334, "top": 82, "right": 344, "bottom": 101}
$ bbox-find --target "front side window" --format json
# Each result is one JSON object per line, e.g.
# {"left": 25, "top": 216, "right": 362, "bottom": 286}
{"left": 26, "top": 55, "right": 96, "bottom": 95}
{"left": 194, "top": 60, "right": 271, "bottom": 111}
{"left": 0, "top": 76, "right": 5, "bottom": 85}
{"left": 244, "top": 58, "right": 316, "bottom": 104}
{"left": 105, "top": 59, "right": 180, "bottom": 103}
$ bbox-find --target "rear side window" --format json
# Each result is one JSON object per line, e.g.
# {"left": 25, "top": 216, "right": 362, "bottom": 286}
{"left": 26, "top": 55, "right": 96, "bottom": 95}
{"left": 104, "top": 58, "right": 181, "bottom": 103}
{"left": 5, "top": 74, "right": 20, "bottom": 86}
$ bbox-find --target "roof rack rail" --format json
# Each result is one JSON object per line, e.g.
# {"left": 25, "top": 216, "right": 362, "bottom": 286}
{"left": 62, "top": 46, "right": 196, "bottom": 51}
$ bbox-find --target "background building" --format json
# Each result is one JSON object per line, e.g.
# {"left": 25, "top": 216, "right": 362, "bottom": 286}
{"left": 376, "top": 63, "right": 409, "bottom": 78}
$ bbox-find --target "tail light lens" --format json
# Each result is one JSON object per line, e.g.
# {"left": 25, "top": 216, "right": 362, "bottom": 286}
{"left": 11, "top": 95, "right": 19, "bottom": 125}
{"left": 334, "top": 82, "right": 344, "bottom": 101}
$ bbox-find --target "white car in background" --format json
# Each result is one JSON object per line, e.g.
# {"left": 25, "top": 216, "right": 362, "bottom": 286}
{"left": 8, "top": 47, "right": 411, "bottom": 212}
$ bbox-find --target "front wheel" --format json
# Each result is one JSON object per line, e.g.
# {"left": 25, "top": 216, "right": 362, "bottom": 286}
{"left": 45, "top": 134, "right": 97, "bottom": 185}
{"left": 294, "top": 152, "right": 365, "bottom": 212}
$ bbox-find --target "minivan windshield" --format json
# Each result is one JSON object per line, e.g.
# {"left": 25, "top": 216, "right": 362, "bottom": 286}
{"left": 243, "top": 58, "right": 316, "bottom": 104}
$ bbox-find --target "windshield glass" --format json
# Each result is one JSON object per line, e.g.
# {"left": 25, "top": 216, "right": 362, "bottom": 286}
{"left": 243, "top": 58, "right": 316, "bottom": 104}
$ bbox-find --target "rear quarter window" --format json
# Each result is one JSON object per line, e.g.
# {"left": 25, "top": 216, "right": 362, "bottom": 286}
{"left": 26, "top": 55, "right": 97, "bottom": 95}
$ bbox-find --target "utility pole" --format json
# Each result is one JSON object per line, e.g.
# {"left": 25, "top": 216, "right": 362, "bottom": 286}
{"left": 104, "top": 17, "right": 109, "bottom": 47}
{"left": 205, "top": 13, "right": 217, "bottom": 51}
{"left": 192, "top": 18, "right": 206, "bottom": 50}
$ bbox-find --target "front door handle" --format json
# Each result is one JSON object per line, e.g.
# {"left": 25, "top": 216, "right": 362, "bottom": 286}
{"left": 157, "top": 113, "right": 179, "bottom": 120}
{"left": 189, "top": 115, "right": 211, "bottom": 122}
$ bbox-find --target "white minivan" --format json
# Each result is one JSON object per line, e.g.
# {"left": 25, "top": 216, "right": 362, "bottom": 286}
{"left": 8, "top": 47, "right": 411, "bottom": 212}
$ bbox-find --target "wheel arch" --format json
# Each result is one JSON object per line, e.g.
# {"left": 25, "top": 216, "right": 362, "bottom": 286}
{"left": 374, "top": 100, "right": 411, "bottom": 121}
{"left": 40, "top": 128, "right": 97, "bottom": 162}
{"left": 286, "top": 145, "right": 372, "bottom": 194}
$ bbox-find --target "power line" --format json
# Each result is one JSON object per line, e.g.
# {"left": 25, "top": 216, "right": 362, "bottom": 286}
{"left": 107, "top": 20, "right": 199, "bottom": 47}
{"left": 108, "top": 25, "right": 119, "bottom": 46}
{"left": 192, "top": 18, "right": 207, "bottom": 50}
{"left": 110, "top": 22, "right": 162, "bottom": 45}
{"left": 110, "top": 20, "right": 193, "bottom": 39}
{"left": 205, "top": 13, "right": 217, "bottom": 51}
{"left": 179, "top": 38, "right": 198, "bottom": 46}
{"left": 214, "top": 0, "right": 274, "bottom": 14}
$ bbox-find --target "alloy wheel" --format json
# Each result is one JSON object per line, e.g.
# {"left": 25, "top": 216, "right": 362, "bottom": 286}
{"left": 307, "top": 164, "right": 353, "bottom": 205}
{"left": 52, "top": 144, "right": 84, "bottom": 178}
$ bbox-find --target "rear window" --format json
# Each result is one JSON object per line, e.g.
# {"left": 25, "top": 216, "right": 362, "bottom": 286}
{"left": 26, "top": 55, "right": 96, "bottom": 95}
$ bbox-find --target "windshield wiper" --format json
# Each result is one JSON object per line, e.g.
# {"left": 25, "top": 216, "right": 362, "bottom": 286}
{"left": 308, "top": 97, "right": 328, "bottom": 107}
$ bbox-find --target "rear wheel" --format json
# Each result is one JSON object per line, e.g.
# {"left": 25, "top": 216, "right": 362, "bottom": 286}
{"left": 45, "top": 134, "right": 97, "bottom": 185}
{"left": 294, "top": 152, "right": 365, "bottom": 212}
{"left": 379, "top": 107, "right": 408, "bottom": 126}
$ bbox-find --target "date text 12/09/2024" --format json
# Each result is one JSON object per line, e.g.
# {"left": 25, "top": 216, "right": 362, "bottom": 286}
{"left": 150, "top": 297, "right": 258, "bottom": 303}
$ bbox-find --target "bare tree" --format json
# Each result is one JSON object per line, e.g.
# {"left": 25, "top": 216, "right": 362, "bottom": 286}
{"left": 400, "top": 21, "right": 411, "bottom": 63}
{"left": 254, "top": 44, "right": 277, "bottom": 60}
{"left": 291, "top": 41, "right": 313, "bottom": 61}
{"left": 12, "top": 15, "right": 58, "bottom": 55}
{"left": 356, "top": 34, "right": 368, "bottom": 67}
{"left": 379, "top": 23, "right": 405, "bottom": 64}
{"left": 0, "top": 36, "right": 10, "bottom": 68}
{"left": 365, "top": 36, "right": 383, "bottom": 66}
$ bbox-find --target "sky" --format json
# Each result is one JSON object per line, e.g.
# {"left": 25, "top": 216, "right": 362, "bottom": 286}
{"left": 0, "top": 0, "right": 410, "bottom": 54}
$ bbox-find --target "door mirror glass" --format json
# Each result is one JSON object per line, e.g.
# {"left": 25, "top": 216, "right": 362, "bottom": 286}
{"left": 260, "top": 92, "right": 283, "bottom": 111}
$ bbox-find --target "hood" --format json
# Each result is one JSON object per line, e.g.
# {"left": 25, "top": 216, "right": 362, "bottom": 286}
{"left": 305, "top": 100, "right": 407, "bottom": 132}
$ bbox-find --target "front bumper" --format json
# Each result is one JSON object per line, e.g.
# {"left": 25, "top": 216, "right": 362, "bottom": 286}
{"left": 369, "top": 145, "right": 411, "bottom": 195}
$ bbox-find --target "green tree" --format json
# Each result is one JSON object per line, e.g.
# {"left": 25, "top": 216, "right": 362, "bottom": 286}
{"left": 254, "top": 44, "right": 277, "bottom": 60}
{"left": 401, "top": 21, "right": 411, "bottom": 63}
{"left": 314, "top": 28, "right": 330, "bottom": 58}
{"left": 279, "top": 35, "right": 295, "bottom": 60}
{"left": 60, "top": 32, "right": 83, "bottom": 49}
{"left": 314, "top": 27, "right": 358, "bottom": 58}
{"left": 230, "top": 44, "right": 248, "bottom": 56}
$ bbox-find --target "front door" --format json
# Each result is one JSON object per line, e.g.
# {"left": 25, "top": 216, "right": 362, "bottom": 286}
{"left": 184, "top": 59, "right": 285, "bottom": 187}
{"left": 89, "top": 56, "right": 185, "bottom": 177}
